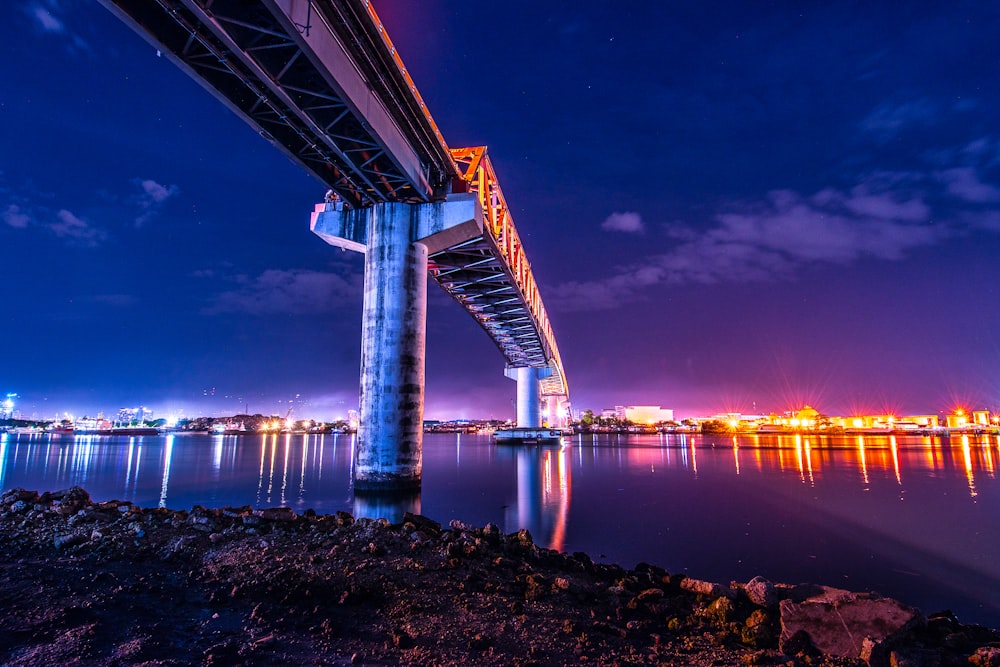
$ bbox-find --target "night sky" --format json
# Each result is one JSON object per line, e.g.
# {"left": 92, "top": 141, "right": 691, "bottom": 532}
{"left": 3, "top": 1, "right": 999, "bottom": 421}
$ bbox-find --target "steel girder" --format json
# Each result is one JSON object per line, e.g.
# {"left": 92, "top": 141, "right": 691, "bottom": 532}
{"left": 436, "top": 147, "right": 568, "bottom": 399}
{"left": 97, "top": 0, "right": 457, "bottom": 207}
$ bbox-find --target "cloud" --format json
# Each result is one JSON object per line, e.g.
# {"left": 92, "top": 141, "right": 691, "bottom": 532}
{"left": 3, "top": 204, "right": 30, "bottom": 228}
{"left": 28, "top": 3, "right": 64, "bottom": 33}
{"left": 936, "top": 167, "right": 1000, "bottom": 204}
{"left": 861, "top": 99, "right": 937, "bottom": 141}
{"left": 139, "top": 179, "right": 178, "bottom": 204}
{"left": 203, "top": 268, "right": 362, "bottom": 315}
{"left": 49, "top": 209, "right": 107, "bottom": 247}
{"left": 601, "top": 211, "right": 644, "bottom": 233}
{"left": 26, "top": 1, "right": 92, "bottom": 54}
{"left": 546, "top": 168, "right": 1000, "bottom": 311}
{"left": 131, "top": 178, "right": 179, "bottom": 227}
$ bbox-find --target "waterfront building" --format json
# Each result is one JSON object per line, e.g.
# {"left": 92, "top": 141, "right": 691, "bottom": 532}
{"left": 832, "top": 414, "right": 939, "bottom": 431}
{"left": 946, "top": 409, "right": 993, "bottom": 429}
{"left": 710, "top": 413, "right": 768, "bottom": 430}
{"left": 623, "top": 406, "right": 674, "bottom": 425}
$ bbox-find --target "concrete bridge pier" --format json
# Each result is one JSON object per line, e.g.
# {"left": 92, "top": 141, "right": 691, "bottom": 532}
{"left": 356, "top": 203, "right": 427, "bottom": 491}
{"left": 311, "top": 194, "right": 483, "bottom": 491}
{"left": 544, "top": 395, "right": 562, "bottom": 427}
{"left": 505, "top": 366, "right": 553, "bottom": 428}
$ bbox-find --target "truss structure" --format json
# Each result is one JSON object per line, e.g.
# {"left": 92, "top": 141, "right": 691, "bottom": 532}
{"left": 99, "top": 0, "right": 457, "bottom": 206}
{"left": 431, "top": 147, "right": 567, "bottom": 398}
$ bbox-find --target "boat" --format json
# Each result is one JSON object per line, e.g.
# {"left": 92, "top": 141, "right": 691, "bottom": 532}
{"left": 493, "top": 427, "right": 565, "bottom": 445}
{"left": 213, "top": 421, "right": 250, "bottom": 435}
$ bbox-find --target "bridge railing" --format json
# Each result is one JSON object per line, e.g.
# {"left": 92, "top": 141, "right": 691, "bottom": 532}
{"left": 451, "top": 147, "right": 567, "bottom": 398}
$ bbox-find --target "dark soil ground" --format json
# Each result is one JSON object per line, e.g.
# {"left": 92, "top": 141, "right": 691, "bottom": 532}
{"left": 1, "top": 487, "right": 998, "bottom": 666}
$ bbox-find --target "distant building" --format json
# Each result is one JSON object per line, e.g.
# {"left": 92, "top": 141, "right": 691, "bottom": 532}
{"left": 623, "top": 406, "right": 674, "bottom": 425}
{"left": 1, "top": 393, "right": 15, "bottom": 420}
{"left": 116, "top": 406, "right": 153, "bottom": 425}
{"left": 946, "top": 409, "right": 992, "bottom": 429}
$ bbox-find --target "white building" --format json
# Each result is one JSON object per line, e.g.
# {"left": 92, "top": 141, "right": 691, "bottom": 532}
{"left": 623, "top": 406, "right": 674, "bottom": 424}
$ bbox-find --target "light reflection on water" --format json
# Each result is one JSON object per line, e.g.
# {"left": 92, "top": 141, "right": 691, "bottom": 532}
{"left": 1, "top": 430, "right": 998, "bottom": 627}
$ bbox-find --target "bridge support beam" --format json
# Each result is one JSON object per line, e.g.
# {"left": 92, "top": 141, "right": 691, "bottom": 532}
{"left": 311, "top": 194, "right": 482, "bottom": 491}
{"left": 504, "top": 366, "right": 553, "bottom": 428}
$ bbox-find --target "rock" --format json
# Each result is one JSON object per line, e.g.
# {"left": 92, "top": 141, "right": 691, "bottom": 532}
{"left": 970, "top": 646, "right": 1000, "bottom": 667}
{"left": 742, "top": 609, "right": 776, "bottom": 648}
{"left": 54, "top": 531, "right": 87, "bottom": 549}
{"left": 743, "top": 576, "right": 778, "bottom": 608}
{"left": 636, "top": 587, "right": 665, "bottom": 602}
{"left": 481, "top": 523, "right": 502, "bottom": 545}
{"left": 10, "top": 500, "right": 28, "bottom": 514}
{"left": 701, "top": 596, "right": 736, "bottom": 625}
{"left": 888, "top": 647, "right": 943, "bottom": 667}
{"left": 448, "top": 518, "right": 477, "bottom": 534}
{"left": 404, "top": 512, "right": 441, "bottom": 536}
{"left": 552, "top": 577, "right": 572, "bottom": 592}
{"left": 255, "top": 507, "right": 296, "bottom": 522}
{"left": 778, "top": 586, "right": 923, "bottom": 659}
{"left": 680, "top": 577, "right": 733, "bottom": 599}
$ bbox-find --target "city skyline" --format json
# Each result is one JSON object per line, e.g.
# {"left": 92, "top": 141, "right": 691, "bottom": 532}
{"left": 3, "top": 2, "right": 1000, "bottom": 420}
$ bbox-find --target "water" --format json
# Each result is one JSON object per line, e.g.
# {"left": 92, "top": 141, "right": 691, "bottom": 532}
{"left": 1, "top": 430, "right": 998, "bottom": 627}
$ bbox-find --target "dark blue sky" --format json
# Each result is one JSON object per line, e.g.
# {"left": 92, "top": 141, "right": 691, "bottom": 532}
{"left": 2, "top": 1, "right": 1000, "bottom": 421}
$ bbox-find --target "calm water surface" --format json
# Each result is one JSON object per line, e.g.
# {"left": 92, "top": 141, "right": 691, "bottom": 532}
{"left": 2, "top": 431, "right": 998, "bottom": 627}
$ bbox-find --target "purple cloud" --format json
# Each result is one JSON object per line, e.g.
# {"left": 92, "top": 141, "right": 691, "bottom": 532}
{"left": 3, "top": 204, "right": 30, "bottom": 228}
{"left": 204, "top": 268, "right": 362, "bottom": 315}
{"left": 26, "top": 1, "right": 91, "bottom": 53}
{"left": 131, "top": 178, "right": 179, "bottom": 227}
{"left": 139, "top": 179, "right": 178, "bottom": 203}
{"left": 936, "top": 167, "right": 1000, "bottom": 204}
{"left": 49, "top": 209, "right": 107, "bottom": 247}
{"left": 28, "top": 3, "right": 63, "bottom": 33}
{"left": 549, "top": 176, "right": 963, "bottom": 312}
{"left": 601, "top": 211, "right": 644, "bottom": 233}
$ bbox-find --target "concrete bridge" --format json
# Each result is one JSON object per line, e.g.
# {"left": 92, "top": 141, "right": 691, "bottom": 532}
{"left": 100, "top": 0, "right": 569, "bottom": 490}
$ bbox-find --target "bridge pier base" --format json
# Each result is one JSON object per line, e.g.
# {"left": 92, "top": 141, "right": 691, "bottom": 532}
{"left": 505, "top": 366, "right": 553, "bottom": 428}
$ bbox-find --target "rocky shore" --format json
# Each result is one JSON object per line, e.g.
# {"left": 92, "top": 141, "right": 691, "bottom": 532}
{"left": 1, "top": 487, "right": 998, "bottom": 666}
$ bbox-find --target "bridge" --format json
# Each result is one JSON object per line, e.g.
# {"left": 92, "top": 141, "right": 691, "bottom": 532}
{"left": 99, "top": 0, "right": 569, "bottom": 490}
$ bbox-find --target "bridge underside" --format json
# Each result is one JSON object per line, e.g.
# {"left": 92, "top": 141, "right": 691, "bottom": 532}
{"left": 98, "top": 0, "right": 456, "bottom": 207}
{"left": 428, "top": 236, "right": 565, "bottom": 398}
